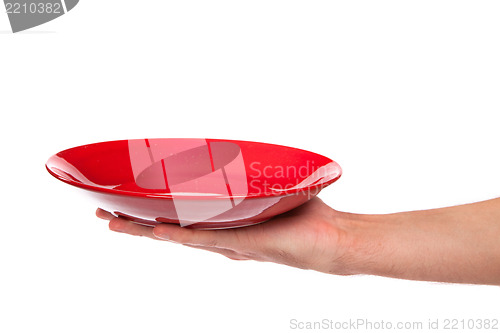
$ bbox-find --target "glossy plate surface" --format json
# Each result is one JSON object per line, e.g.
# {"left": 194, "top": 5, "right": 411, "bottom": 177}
{"left": 46, "top": 139, "right": 342, "bottom": 229}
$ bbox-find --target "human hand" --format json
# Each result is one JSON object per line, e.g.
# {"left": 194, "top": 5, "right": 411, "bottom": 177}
{"left": 96, "top": 197, "right": 358, "bottom": 275}
{"left": 97, "top": 197, "right": 500, "bottom": 285}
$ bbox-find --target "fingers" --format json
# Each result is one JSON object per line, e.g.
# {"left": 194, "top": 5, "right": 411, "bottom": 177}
{"left": 96, "top": 208, "right": 115, "bottom": 220}
{"left": 106, "top": 216, "right": 251, "bottom": 260}
{"left": 102, "top": 212, "right": 260, "bottom": 262}
{"left": 100, "top": 209, "right": 258, "bottom": 256}
{"left": 100, "top": 209, "right": 243, "bottom": 249}
{"left": 109, "top": 217, "right": 160, "bottom": 240}
{"left": 98, "top": 209, "right": 162, "bottom": 240}
{"left": 153, "top": 223, "right": 240, "bottom": 249}
{"left": 97, "top": 207, "right": 252, "bottom": 250}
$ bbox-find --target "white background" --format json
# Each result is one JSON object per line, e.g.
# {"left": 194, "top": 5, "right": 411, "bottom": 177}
{"left": 1, "top": 1, "right": 499, "bottom": 332}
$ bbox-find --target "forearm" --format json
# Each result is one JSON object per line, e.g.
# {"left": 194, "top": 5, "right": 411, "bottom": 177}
{"left": 341, "top": 198, "right": 500, "bottom": 285}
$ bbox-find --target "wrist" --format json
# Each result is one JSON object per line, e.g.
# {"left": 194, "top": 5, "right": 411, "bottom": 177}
{"left": 333, "top": 211, "right": 395, "bottom": 276}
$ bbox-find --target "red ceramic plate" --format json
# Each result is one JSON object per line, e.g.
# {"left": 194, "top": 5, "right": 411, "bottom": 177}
{"left": 46, "top": 139, "right": 342, "bottom": 229}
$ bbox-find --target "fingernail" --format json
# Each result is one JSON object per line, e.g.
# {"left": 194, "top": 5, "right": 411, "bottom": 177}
{"left": 154, "top": 231, "right": 169, "bottom": 240}
{"left": 110, "top": 226, "right": 124, "bottom": 233}
{"left": 153, "top": 228, "right": 176, "bottom": 242}
{"left": 110, "top": 219, "right": 126, "bottom": 233}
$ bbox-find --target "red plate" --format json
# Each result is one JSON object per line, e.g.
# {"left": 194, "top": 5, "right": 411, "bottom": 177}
{"left": 46, "top": 139, "right": 342, "bottom": 229}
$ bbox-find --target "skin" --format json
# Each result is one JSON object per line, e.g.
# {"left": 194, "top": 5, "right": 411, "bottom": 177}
{"left": 97, "top": 197, "right": 500, "bottom": 285}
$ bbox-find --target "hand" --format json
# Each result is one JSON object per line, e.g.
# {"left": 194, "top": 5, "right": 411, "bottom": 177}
{"left": 96, "top": 197, "right": 357, "bottom": 275}
{"left": 97, "top": 197, "right": 500, "bottom": 285}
